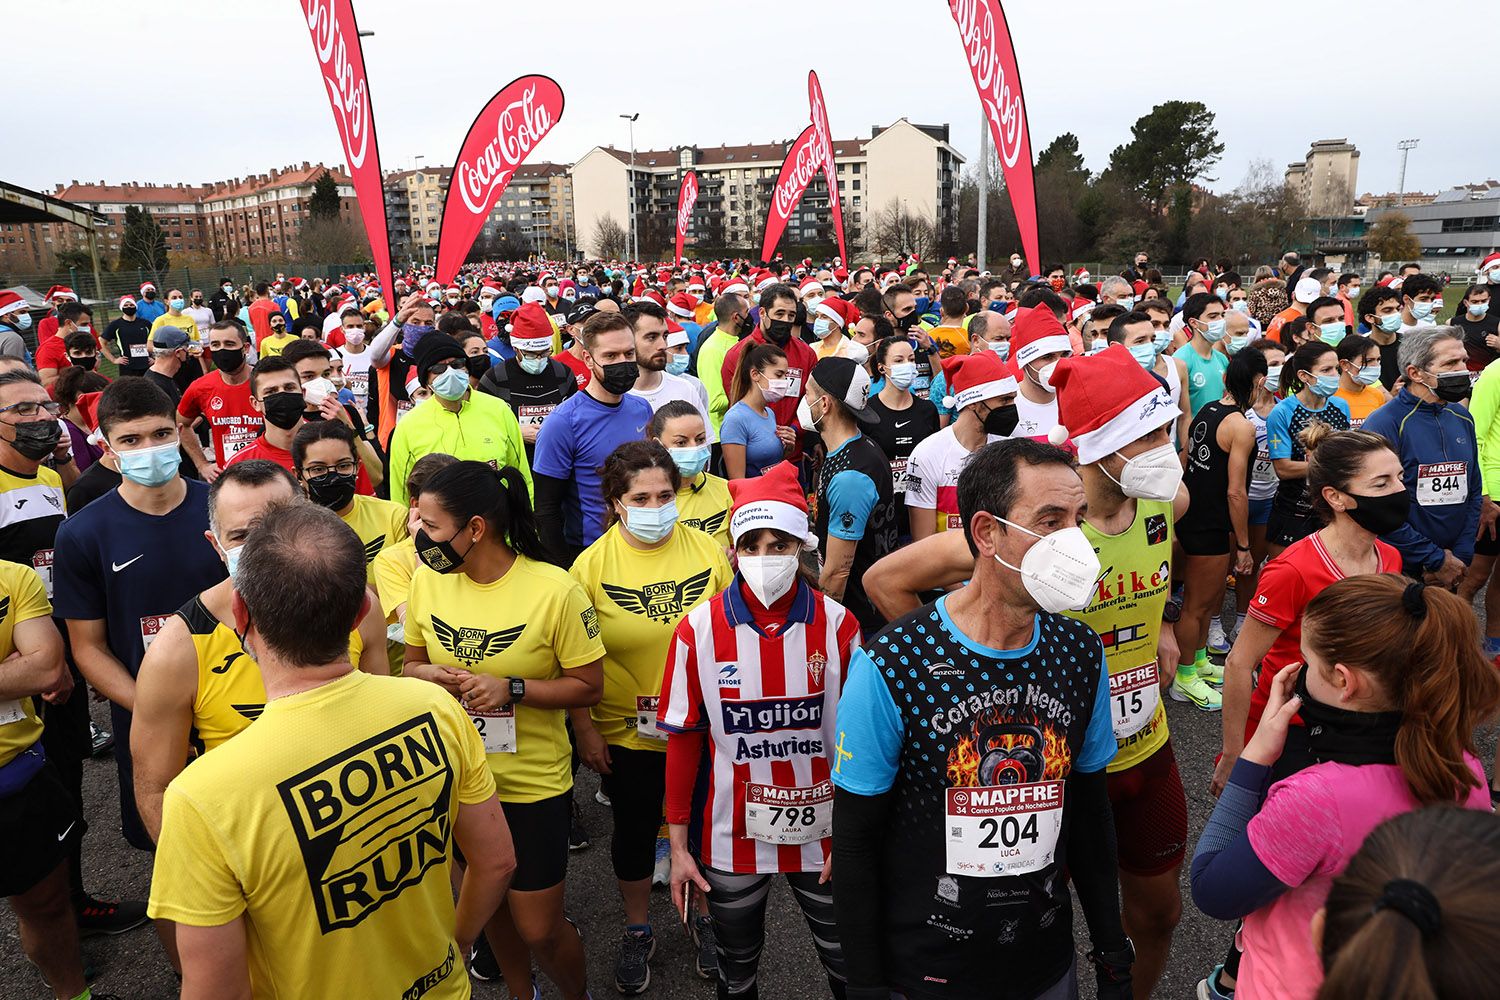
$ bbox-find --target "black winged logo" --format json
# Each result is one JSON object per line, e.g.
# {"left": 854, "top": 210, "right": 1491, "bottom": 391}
{"left": 601, "top": 567, "right": 715, "bottom": 624}
{"left": 232, "top": 703, "right": 265, "bottom": 722}
{"left": 682, "top": 510, "right": 728, "bottom": 536}
{"left": 431, "top": 615, "right": 525, "bottom": 666}
{"left": 210, "top": 650, "right": 244, "bottom": 675}
{"left": 362, "top": 535, "right": 386, "bottom": 564}
{"left": 0, "top": 595, "right": 10, "bottom": 626}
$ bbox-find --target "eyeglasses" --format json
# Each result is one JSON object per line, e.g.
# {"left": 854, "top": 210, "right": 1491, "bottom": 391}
{"left": 302, "top": 460, "right": 358, "bottom": 478}
{"left": 0, "top": 400, "right": 62, "bottom": 418}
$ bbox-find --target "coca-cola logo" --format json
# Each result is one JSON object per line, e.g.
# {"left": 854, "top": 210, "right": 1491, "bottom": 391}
{"left": 304, "top": 0, "right": 369, "bottom": 169}
{"left": 677, "top": 173, "right": 698, "bottom": 235}
{"left": 456, "top": 85, "right": 556, "bottom": 216}
{"left": 950, "top": 0, "right": 1026, "bottom": 169}
{"left": 774, "top": 133, "right": 821, "bottom": 219}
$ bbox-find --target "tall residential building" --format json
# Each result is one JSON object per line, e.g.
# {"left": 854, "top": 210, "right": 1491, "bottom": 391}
{"left": 382, "top": 162, "right": 574, "bottom": 265}
{"left": 570, "top": 118, "right": 963, "bottom": 259}
{"left": 198, "top": 164, "right": 356, "bottom": 260}
{"left": 1285, "top": 139, "right": 1360, "bottom": 217}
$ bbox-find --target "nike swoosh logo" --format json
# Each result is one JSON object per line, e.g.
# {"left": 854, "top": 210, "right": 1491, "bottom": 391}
{"left": 895, "top": 420, "right": 911, "bottom": 428}
{"left": 57, "top": 821, "right": 75, "bottom": 842}
{"left": 111, "top": 555, "right": 144, "bottom": 573}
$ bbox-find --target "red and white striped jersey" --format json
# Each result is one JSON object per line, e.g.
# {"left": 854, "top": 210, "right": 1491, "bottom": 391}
{"left": 658, "top": 580, "right": 860, "bottom": 874}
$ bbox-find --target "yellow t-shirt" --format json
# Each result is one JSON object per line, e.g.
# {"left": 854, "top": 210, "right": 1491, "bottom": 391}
{"left": 570, "top": 523, "right": 731, "bottom": 751}
{"left": 258, "top": 332, "right": 298, "bottom": 357}
{"left": 0, "top": 560, "right": 55, "bottom": 767}
{"left": 372, "top": 537, "right": 417, "bottom": 622}
{"left": 1334, "top": 382, "right": 1390, "bottom": 430}
{"left": 676, "top": 473, "right": 732, "bottom": 550}
{"left": 148, "top": 311, "right": 200, "bottom": 346}
{"left": 181, "top": 594, "right": 366, "bottom": 753}
{"left": 342, "top": 494, "right": 410, "bottom": 584}
{"left": 148, "top": 671, "right": 493, "bottom": 999}
{"left": 929, "top": 325, "right": 969, "bottom": 360}
{"left": 406, "top": 555, "right": 604, "bottom": 802}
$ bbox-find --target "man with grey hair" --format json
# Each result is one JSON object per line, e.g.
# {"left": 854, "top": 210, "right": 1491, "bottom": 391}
{"left": 147, "top": 500, "right": 515, "bottom": 998}
{"left": 1363, "top": 325, "right": 1483, "bottom": 586}
{"left": 1098, "top": 276, "right": 1136, "bottom": 311}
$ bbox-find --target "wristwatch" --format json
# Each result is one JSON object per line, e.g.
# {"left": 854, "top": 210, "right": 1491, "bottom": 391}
{"left": 1089, "top": 936, "right": 1136, "bottom": 974}
{"left": 508, "top": 677, "right": 526, "bottom": 704}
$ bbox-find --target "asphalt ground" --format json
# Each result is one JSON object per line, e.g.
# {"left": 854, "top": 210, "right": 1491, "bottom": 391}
{"left": 4, "top": 607, "right": 1496, "bottom": 1000}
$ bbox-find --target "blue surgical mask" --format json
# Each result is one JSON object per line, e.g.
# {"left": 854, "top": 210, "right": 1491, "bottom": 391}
{"left": 1128, "top": 343, "right": 1157, "bottom": 369}
{"left": 813, "top": 317, "right": 834, "bottom": 339}
{"left": 887, "top": 361, "right": 917, "bottom": 390}
{"left": 518, "top": 355, "right": 549, "bottom": 375}
{"left": 1318, "top": 322, "right": 1347, "bottom": 346}
{"left": 1215, "top": 287, "right": 1229, "bottom": 301}
{"left": 223, "top": 544, "right": 243, "bottom": 581}
{"left": 668, "top": 445, "right": 710, "bottom": 479}
{"left": 1116, "top": 296, "right": 1135, "bottom": 312}
{"left": 1469, "top": 302, "right": 1491, "bottom": 318}
{"left": 1264, "top": 365, "right": 1283, "bottom": 393}
{"left": 1354, "top": 364, "right": 1381, "bottom": 386}
{"left": 622, "top": 499, "right": 678, "bottom": 543}
{"left": 1200, "top": 318, "right": 1227, "bottom": 342}
{"left": 117, "top": 440, "right": 181, "bottom": 487}
{"left": 13, "top": 312, "right": 31, "bottom": 331}
{"left": 431, "top": 365, "right": 471, "bottom": 401}
{"left": 1411, "top": 299, "right": 1436, "bottom": 320}
{"left": 1230, "top": 300, "right": 1249, "bottom": 314}
{"left": 1307, "top": 373, "right": 1340, "bottom": 397}
{"left": 1153, "top": 328, "right": 1172, "bottom": 354}
{"left": 1088, "top": 337, "right": 1108, "bottom": 354}
{"left": 169, "top": 298, "right": 185, "bottom": 311}
{"left": 989, "top": 340, "right": 1011, "bottom": 361}
{"left": 1378, "top": 312, "right": 1403, "bottom": 333}
{"left": 1227, "top": 334, "right": 1249, "bottom": 355}
{"left": 665, "top": 353, "right": 690, "bottom": 376}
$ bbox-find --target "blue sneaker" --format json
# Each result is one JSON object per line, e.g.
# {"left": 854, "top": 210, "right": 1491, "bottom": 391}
{"left": 1197, "top": 964, "right": 1234, "bottom": 999}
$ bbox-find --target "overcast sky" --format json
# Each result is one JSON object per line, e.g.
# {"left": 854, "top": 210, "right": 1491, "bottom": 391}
{"left": 13, "top": 0, "right": 1485, "bottom": 200}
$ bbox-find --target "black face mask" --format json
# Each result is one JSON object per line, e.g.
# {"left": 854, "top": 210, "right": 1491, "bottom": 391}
{"left": 69, "top": 356, "right": 97, "bottom": 371}
{"left": 270, "top": 326, "right": 287, "bottom": 337}
{"left": 415, "top": 527, "right": 472, "bottom": 574}
{"left": 896, "top": 311, "right": 919, "bottom": 332}
{"left": 465, "top": 355, "right": 491, "bottom": 379}
{"left": 982, "top": 402, "right": 1020, "bottom": 437}
{"left": 122, "top": 308, "right": 136, "bottom": 319}
{"left": 1428, "top": 371, "right": 1471, "bottom": 404}
{"left": 261, "top": 392, "right": 306, "bottom": 430}
{"left": 595, "top": 359, "right": 639, "bottom": 395}
{"left": 211, "top": 347, "right": 246, "bottom": 373}
{"left": 1343, "top": 489, "right": 1411, "bottom": 536}
{"left": 764, "top": 319, "right": 794, "bottom": 346}
{"left": 9, "top": 419, "right": 61, "bottom": 460}
{"left": 1294, "top": 664, "right": 1401, "bottom": 766}
{"left": 305, "top": 471, "right": 358, "bottom": 511}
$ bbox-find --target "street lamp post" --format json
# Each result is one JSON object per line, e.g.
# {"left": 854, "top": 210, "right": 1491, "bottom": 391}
{"left": 621, "top": 113, "right": 640, "bottom": 262}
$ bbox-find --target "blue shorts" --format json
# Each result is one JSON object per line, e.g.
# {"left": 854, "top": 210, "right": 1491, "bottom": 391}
{"left": 1249, "top": 496, "right": 1272, "bottom": 526}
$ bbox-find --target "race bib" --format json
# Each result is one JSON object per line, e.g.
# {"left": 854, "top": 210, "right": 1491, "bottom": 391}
{"left": 784, "top": 367, "right": 803, "bottom": 397}
{"left": 1109, "top": 663, "right": 1161, "bottom": 740}
{"left": 1416, "top": 461, "right": 1467, "bottom": 507}
{"left": 31, "top": 549, "right": 53, "bottom": 600}
{"left": 945, "top": 782, "right": 1064, "bottom": 877}
{"left": 0, "top": 699, "right": 26, "bottom": 726}
{"left": 743, "top": 781, "right": 832, "bottom": 845}
{"left": 1251, "top": 448, "right": 1275, "bottom": 484}
{"left": 635, "top": 695, "right": 666, "bottom": 741}
{"left": 890, "top": 458, "right": 909, "bottom": 493}
{"left": 140, "top": 614, "right": 173, "bottom": 654}
{"left": 346, "top": 372, "right": 369, "bottom": 398}
{"left": 223, "top": 429, "right": 256, "bottom": 460}
{"left": 516, "top": 403, "right": 555, "bottom": 428}
{"left": 468, "top": 705, "right": 517, "bottom": 754}
{"left": 129, "top": 343, "right": 149, "bottom": 359}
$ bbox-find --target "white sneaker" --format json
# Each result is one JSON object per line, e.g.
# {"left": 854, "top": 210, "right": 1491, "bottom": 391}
{"left": 595, "top": 788, "right": 612, "bottom": 807}
{"left": 1207, "top": 618, "right": 1229, "bottom": 656}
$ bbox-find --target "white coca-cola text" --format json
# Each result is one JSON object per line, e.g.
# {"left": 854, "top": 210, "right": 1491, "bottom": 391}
{"left": 950, "top": 0, "right": 1026, "bottom": 169}
{"left": 456, "top": 85, "right": 557, "bottom": 217}
{"left": 304, "top": 0, "right": 369, "bottom": 169}
{"left": 676, "top": 172, "right": 698, "bottom": 240}
{"left": 773, "top": 131, "right": 820, "bottom": 220}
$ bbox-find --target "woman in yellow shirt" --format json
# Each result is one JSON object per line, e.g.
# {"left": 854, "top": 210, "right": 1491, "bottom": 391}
{"left": 404, "top": 461, "right": 604, "bottom": 1000}
{"left": 569, "top": 440, "right": 732, "bottom": 991}
{"left": 1333, "top": 334, "right": 1390, "bottom": 430}
{"left": 650, "top": 400, "right": 731, "bottom": 551}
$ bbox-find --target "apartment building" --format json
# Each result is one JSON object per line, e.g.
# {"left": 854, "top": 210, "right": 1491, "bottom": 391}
{"left": 1285, "top": 139, "right": 1361, "bottom": 218}
{"left": 383, "top": 162, "right": 574, "bottom": 264}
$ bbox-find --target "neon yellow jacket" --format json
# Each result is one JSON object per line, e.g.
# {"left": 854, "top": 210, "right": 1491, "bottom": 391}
{"left": 1471, "top": 359, "right": 1500, "bottom": 496}
{"left": 388, "top": 391, "right": 533, "bottom": 507}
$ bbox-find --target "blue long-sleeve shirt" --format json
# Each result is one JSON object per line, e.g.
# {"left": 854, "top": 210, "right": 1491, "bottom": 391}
{"left": 1361, "top": 387, "right": 1483, "bottom": 571}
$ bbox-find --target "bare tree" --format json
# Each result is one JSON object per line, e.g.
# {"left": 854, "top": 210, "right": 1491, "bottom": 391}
{"left": 591, "top": 213, "right": 628, "bottom": 259}
{"left": 869, "top": 199, "right": 938, "bottom": 261}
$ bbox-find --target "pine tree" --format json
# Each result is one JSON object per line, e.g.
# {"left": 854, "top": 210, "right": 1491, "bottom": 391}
{"left": 119, "top": 205, "right": 169, "bottom": 272}
{"left": 309, "top": 170, "right": 342, "bottom": 221}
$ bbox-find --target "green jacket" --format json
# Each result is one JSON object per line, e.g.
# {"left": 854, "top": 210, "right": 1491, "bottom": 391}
{"left": 387, "top": 391, "right": 533, "bottom": 507}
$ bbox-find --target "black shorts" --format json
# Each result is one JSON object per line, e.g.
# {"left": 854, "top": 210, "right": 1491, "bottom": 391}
{"left": 1267, "top": 502, "right": 1317, "bottom": 549}
{"left": 0, "top": 755, "right": 85, "bottom": 897}
{"left": 1176, "top": 522, "right": 1231, "bottom": 557}
{"left": 1475, "top": 526, "right": 1500, "bottom": 558}
{"left": 501, "top": 791, "right": 572, "bottom": 892}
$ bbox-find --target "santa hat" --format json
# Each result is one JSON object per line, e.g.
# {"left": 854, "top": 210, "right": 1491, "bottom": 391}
{"left": 640, "top": 289, "right": 667, "bottom": 309}
{"left": 1048, "top": 344, "right": 1177, "bottom": 464}
{"left": 46, "top": 285, "right": 77, "bottom": 302}
{"left": 754, "top": 272, "right": 778, "bottom": 292}
{"left": 1073, "top": 267, "right": 1090, "bottom": 281}
{"left": 666, "top": 323, "right": 690, "bottom": 349}
{"left": 539, "top": 271, "right": 556, "bottom": 285}
{"left": 480, "top": 281, "right": 503, "bottom": 297}
{"left": 655, "top": 267, "right": 673, "bottom": 286}
{"left": 722, "top": 278, "right": 750, "bottom": 297}
{"left": 1069, "top": 297, "right": 1095, "bottom": 322}
{"left": 815, "top": 297, "right": 855, "bottom": 330}
{"left": 833, "top": 267, "right": 849, "bottom": 282}
{"left": 1010, "top": 306, "right": 1073, "bottom": 369}
{"left": 0, "top": 290, "right": 28, "bottom": 319}
{"left": 508, "top": 303, "right": 554, "bottom": 353}
{"left": 1376, "top": 275, "right": 1397, "bottom": 289}
{"left": 118, "top": 295, "right": 136, "bottom": 310}
{"left": 799, "top": 276, "right": 823, "bottom": 297}
{"left": 687, "top": 278, "right": 706, "bottom": 294}
{"left": 293, "top": 277, "right": 309, "bottom": 291}
{"left": 667, "top": 293, "right": 696, "bottom": 318}
{"left": 139, "top": 282, "right": 156, "bottom": 294}
{"left": 520, "top": 286, "right": 548, "bottom": 306}
{"left": 1481, "top": 252, "right": 1500, "bottom": 283}
{"left": 445, "top": 285, "right": 461, "bottom": 298}
{"left": 941, "top": 353, "right": 1017, "bottom": 411}
{"left": 75, "top": 391, "right": 105, "bottom": 447}
{"left": 728, "top": 460, "right": 815, "bottom": 547}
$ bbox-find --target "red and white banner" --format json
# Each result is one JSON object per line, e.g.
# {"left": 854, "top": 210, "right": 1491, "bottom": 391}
{"left": 806, "top": 71, "right": 847, "bottom": 265}
{"left": 301, "top": 0, "right": 394, "bottom": 307}
{"left": 675, "top": 170, "right": 698, "bottom": 266}
{"left": 760, "top": 125, "right": 819, "bottom": 263}
{"left": 435, "top": 75, "right": 564, "bottom": 282}
{"left": 948, "top": 0, "right": 1039, "bottom": 275}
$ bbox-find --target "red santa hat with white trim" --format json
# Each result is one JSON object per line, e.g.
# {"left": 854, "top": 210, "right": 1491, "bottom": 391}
{"left": 1481, "top": 252, "right": 1500, "bottom": 284}
{"left": 940, "top": 352, "right": 1017, "bottom": 411}
{"left": 798, "top": 276, "right": 824, "bottom": 297}
{"left": 1009, "top": 306, "right": 1074, "bottom": 371}
{"left": 1069, "top": 297, "right": 1095, "bottom": 323}
{"left": 139, "top": 281, "right": 156, "bottom": 295}
{"left": 667, "top": 293, "right": 696, "bottom": 319}
{"left": 722, "top": 278, "right": 750, "bottom": 297}
{"left": 118, "top": 295, "right": 136, "bottom": 310}
{"left": 727, "top": 460, "right": 816, "bottom": 548}
{"left": 0, "top": 290, "right": 28, "bottom": 319}
{"left": 1048, "top": 344, "right": 1177, "bottom": 464}
{"left": 666, "top": 318, "right": 690, "bottom": 350}
{"left": 47, "top": 284, "right": 78, "bottom": 302}
{"left": 815, "top": 296, "right": 856, "bottom": 330}
{"left": 754, "top": 271, "right": 778, "bottom": 293}
{"left": 508, "top": 303, "right": 554, "bottom": 353}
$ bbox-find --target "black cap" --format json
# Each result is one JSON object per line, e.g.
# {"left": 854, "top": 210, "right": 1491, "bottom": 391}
{"left": 413, "top": 332, "right": 465, "bottom": 385}
{"left": 566, "top": 299, "right": 598, "bottom": 327}
{"left": 809, "top": 357, "right": 877, "bottom": 425}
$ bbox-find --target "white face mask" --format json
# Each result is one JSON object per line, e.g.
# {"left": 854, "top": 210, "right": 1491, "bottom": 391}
{"left": 738, "top": 553, "right": 800, "bottom": 607}
{"left": 1030, "top": 360, "right": 1059, "bottom": 392}
{"left": 844, "top": 339, "right": 869, "bottom": 365}
{"left": 1104, "top": 442, "right": 1182, "bottom": 501}
{"left": 992, "top": 518, "right": 1101, "bottom": 614}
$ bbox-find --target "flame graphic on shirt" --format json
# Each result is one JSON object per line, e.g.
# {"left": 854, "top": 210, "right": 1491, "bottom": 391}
{"left": 945, "top": 710, "right": 1072, "bottom": 787}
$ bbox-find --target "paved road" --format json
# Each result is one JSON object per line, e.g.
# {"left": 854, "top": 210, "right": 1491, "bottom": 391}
{"left": 4, "top": 630, "right": 1495, "bottom": 999}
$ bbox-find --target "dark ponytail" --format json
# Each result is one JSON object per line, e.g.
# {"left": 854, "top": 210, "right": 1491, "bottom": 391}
{"left": 423, "top": 460, "right": 550, "bottom": 563}
{"left": 1224, "top": 347, "right": 1265, "bottom": 411}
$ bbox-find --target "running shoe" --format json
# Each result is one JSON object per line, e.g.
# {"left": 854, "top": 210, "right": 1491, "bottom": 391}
{"left": 77, "top": 896, "right": 149, "bottom": 936}
{"left": 469, "top": 934, "right": 500, "bottom": 982}
{"left": 595, "top": 788, "right": 612, "bottom": 807}
{"left": 570, "top": 798, "right": 591, "bottom": 851}
{"left": 650, "top": 837, "right": 671, "bottom": 888}
{"left": 1196, "top": 658, "right": 1225, "bottom": 686}
{"left": 89, "top": 721, "right": 114, "bottom": 758}
{"left": 1197, "top": 964, "right": 1235, "bottom": 999}
{"left": 1170, "top": 673, "right": 1222, "bottom": 711}
{"left": 615, "top": 926, "right": 656, "bottom": 995}
{"left": 692, "top": 914, "right": 717, "bottom": 980}
{"left": 1206, "top": 618, "right": 1230, "bottom": 657}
